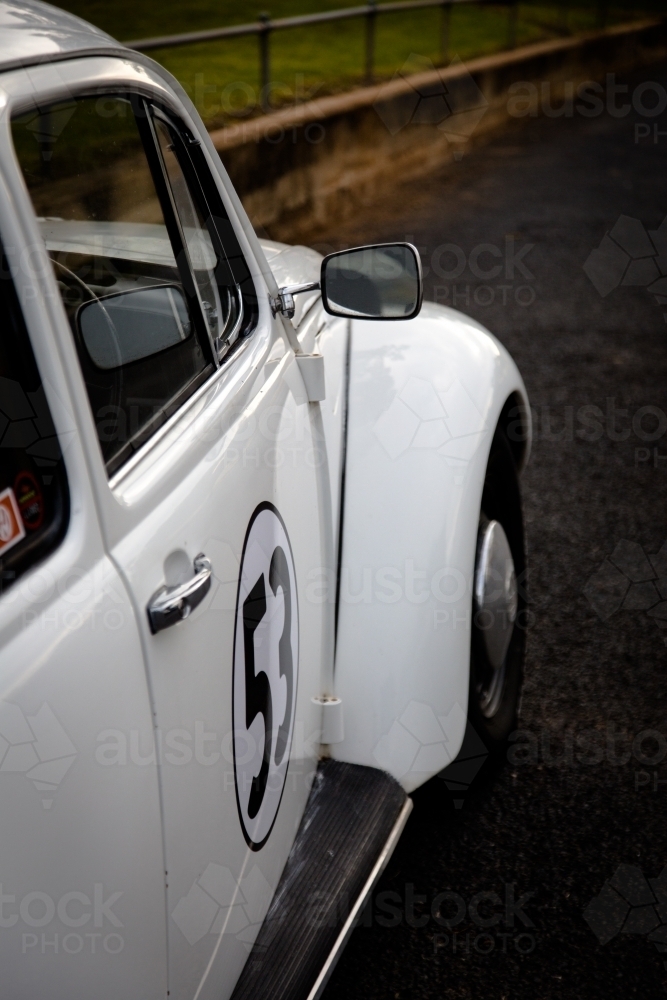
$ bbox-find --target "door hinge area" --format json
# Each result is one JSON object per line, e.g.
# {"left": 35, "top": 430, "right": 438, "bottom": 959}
{"left": 296, "top": 354, "right": 325, "bottom": 402}
{"left": 312, "top": 696, "right": 344, "bottom": 744}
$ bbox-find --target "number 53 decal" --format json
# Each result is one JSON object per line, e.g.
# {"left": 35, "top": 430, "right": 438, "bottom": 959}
{"left": 232, "top": 503, "right": 299, "bottom": 850}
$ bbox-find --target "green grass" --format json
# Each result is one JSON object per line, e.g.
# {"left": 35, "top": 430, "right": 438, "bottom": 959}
{"left": 54, "top": 1, "right": 659, "bottom": 128}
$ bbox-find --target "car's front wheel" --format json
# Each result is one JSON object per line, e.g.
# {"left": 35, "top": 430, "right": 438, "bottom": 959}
{"left": 467, "top": 427, "right": 526, "bottom": 756}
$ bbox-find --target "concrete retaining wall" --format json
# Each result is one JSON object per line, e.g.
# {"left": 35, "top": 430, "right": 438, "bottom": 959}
{"left": 210, "top": 18, "right": 667, "bottom": 243}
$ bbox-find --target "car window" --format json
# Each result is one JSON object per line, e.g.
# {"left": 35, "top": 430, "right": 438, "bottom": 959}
{"left": 0, "top": 244, "right": 69, "bottom": 595}
{"left": 152, "top": 114, "right": 244, "bottom": 359}
{"left": 11, "top": 95, "right": 256, "bottom": 477}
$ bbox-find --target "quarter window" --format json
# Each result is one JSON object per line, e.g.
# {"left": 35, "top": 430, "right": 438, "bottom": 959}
{"left": 11, "top": 95, "right": 256, "bottom": 476}
{"left": 152, "top": 114, "right": 244, "bottom": 357}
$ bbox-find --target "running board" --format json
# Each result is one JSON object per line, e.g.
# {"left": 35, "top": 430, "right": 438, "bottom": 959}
{"left": 230, "top": 760, "right": 412, "bottom": 1000}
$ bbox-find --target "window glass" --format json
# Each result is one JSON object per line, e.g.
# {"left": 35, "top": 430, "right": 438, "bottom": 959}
{"left": 152, "top": 114, "right": 244, "bottom": 360}
{"left": 11, "top": 96, "right": 213, "bottom": 475}
{"left": 0, "top": 246, "right": 69, "bottom": 595}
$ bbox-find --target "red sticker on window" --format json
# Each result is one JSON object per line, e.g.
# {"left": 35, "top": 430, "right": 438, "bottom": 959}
{"left": 14, "top": 471, "right": 44, "bottom": 531}
{"left": 0, "top": 487, "right": 27, "bottom": 557}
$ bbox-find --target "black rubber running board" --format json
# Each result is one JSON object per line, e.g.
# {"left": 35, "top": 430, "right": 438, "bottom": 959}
{"left": 230, "top": 759, "right": 411, "bottom": 1000}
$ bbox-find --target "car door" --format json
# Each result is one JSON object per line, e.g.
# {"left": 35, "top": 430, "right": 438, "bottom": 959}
{"left": 9, "top": 74, "right": 329, "bottom": 1000}
{"left": 0, "top": 169, "right": 167, "bottom": 999}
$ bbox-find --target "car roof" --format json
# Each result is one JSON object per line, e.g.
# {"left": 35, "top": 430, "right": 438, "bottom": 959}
{"left": 0, "top": 0, "right": 125, "bottom": 74}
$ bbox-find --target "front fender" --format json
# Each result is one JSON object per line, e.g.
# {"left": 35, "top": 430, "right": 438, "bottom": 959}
{"left": 332, "top": 302, "right": 531, "bottom": 792}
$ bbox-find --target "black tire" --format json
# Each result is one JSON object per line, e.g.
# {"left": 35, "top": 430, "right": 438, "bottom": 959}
{"left": 467, "top": 426, "right": 526, "bottom": 757}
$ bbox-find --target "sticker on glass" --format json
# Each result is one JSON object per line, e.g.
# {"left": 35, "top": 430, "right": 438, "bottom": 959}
{"left": 0, "top": 487, "right": 26, "bottom": 557}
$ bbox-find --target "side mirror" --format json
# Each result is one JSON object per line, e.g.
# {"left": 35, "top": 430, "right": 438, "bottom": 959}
{"left": 321, "top": 243, "right": 422, "bottom": 320}
{"left": 78, "top": 284, "right": 191, "bottom": 370}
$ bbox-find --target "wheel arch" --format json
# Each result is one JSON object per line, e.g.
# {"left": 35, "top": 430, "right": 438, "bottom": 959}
{"left": 331, "top": 305, "right": 531, "bottom": 792}
{"left": 497, "top": 389, "right": 532, "bottom": 474}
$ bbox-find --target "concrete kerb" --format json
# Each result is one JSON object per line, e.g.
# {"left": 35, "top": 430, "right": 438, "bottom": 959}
{"left": 209, "top": 17, "right": 667, "bottom": 242}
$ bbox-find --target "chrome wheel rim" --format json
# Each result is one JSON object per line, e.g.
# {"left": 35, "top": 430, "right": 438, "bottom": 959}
{"left": 473, "top": 518, "right": 517, "bottom": 718}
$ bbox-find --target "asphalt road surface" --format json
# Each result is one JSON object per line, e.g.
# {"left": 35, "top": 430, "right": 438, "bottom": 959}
{"left": 314, "top": 61, "right": 667, "bottom": 1000}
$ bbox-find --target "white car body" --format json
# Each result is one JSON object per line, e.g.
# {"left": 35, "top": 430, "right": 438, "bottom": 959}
{"left": 0, "top": 3, "right": 530, "bottom": 998}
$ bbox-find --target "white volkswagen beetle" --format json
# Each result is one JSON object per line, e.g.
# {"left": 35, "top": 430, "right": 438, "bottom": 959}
{"left": 0, "top": 3, "right": 531, "bottom": 998}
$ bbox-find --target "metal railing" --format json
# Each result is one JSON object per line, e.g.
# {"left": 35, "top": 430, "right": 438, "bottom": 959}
{"left": 125, "top": 0, "right": 611, "bottom": 113}
{"left": 126, "top": 0, "right": 519, "bottom": 111}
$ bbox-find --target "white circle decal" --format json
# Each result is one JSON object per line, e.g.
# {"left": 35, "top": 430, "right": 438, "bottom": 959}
{"left": 232, "top": 503, "right": 299, "bottom": 850}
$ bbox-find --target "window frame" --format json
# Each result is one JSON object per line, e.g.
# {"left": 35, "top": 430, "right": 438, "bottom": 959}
{"left": 132, "top": 95, "right": 218, "bottom": 368}
{"left": 149, "top": 103, "right": 253, "bottom": 362}
{"left": 8, "top": 83, "right": 260, "bottom": 481}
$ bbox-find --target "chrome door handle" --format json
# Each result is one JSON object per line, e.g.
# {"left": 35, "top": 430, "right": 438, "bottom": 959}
{"left": 147, "top": 553, "right": 212, "bottom": 634}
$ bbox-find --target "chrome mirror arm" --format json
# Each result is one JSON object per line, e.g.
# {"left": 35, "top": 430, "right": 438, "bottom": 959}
{"left": 271, "top": 281, "right": 321, "bottom": 319}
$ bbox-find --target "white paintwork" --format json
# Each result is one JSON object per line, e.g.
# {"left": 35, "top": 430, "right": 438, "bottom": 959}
{"left": 333, "top": 305, "right": 529, "bottom": 792}
{"left": 0, "top": 53, "right": 336, "bottom": 1000}
{"left": 0, "top": 168, "right": 167, "bottom": 999}
{"left": 0, "top": 5, "right": 531, "bottom": 997}
{"left": 0, "top": 0, "right": 119, "bottom": 70}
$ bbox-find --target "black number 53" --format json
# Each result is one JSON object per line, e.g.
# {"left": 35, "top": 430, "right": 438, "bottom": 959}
{"left": 242, "top": 545, "right": 293, "bottom": 820}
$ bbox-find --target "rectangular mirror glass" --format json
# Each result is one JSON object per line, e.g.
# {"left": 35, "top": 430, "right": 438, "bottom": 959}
{"left": 321, "top": 243, "right": 422, "bottom": 320}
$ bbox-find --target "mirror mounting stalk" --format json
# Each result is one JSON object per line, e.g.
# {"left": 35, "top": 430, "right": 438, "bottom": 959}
{"left": 271, "top": 281, "right": 321, "bottom": 320}
{"left": 268, "top": 282, "right": 326, "bottom": 402}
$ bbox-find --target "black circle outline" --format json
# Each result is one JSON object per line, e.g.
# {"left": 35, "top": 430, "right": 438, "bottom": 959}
{"left": 231, "top": 501, "right": 300, "bottom": 851}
